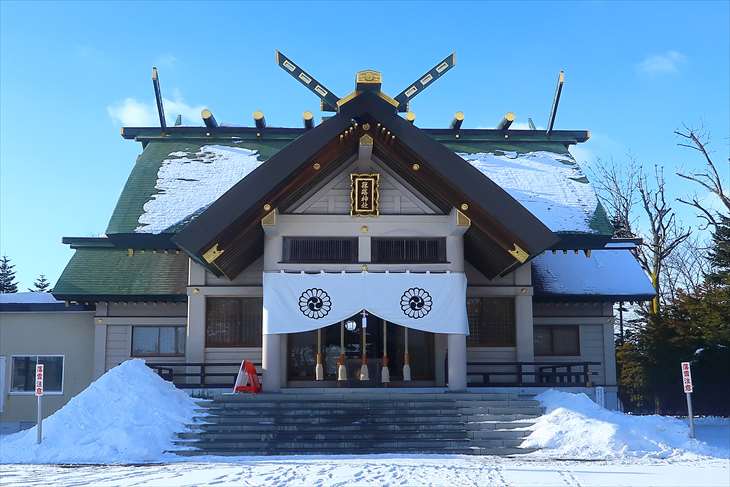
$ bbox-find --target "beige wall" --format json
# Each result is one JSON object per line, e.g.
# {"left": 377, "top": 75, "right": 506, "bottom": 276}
{"left": 93, "top": 302, "right": 188, "bottom": 376}
{"left": 533, "top": 302, "right": 616, "bottom": 386}
{"left": 0, "top": 310, "right": 94, "bottom": 423}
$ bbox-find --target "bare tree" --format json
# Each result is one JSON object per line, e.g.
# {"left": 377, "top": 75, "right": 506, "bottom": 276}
{"left": 590, "top": 156, "right": 641, "bottom": 237}
{"left": 675, "top": 126, "right": 730, "bottom": 231}
{"left": 636, "top": 165, "right": 692, "bottom": 314}
{"left": 662, "top": 234, "right": 712, "bottom": 301}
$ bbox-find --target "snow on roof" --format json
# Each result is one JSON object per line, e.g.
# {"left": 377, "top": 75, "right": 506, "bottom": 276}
{"left": 0, "top": 292, "right": 60, "bottom": 304}
{"left": 460, "top": 151, "right": 601, "bottom": 234}
{"left": 136, "top": 145, "right": 262, "bottom": 233}
{"left": 532, "top": 249, "right": 655, "bottom": 298}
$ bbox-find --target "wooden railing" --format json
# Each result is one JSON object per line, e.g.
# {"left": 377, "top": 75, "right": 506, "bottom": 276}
{"left": 147, "top": 361, "right": 599, "bottom": 389}
{"left": 467, "top": 361, "right": 601, "bottom": 387}
{"left": 146, "top": 362, "right": 262, "bottom": 389}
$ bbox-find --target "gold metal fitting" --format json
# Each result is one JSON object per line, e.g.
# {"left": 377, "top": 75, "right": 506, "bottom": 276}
{"left": 362, "top": 123, "right": 371, "bottom": 131}
{"left": 263, "top": 203, "right": 272, "bottom": 211}
{"left": 460, "top": 203, "right": 469, "bottom": 211}
{"left": 313, "top": 162, "right": 321, "bottom": 170}
{"left": 360, "top": 225, "right": 369, "bottom": 233}
{"left": 411, "top": 163, "right": 420, "bottom": 171}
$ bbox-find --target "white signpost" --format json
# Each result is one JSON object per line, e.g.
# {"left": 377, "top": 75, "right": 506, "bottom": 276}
{"left": 35, "top": 363, "right": 44, "bottom": 444}
{"left": 681, "top": 361, "right": 695, "bottom": 439}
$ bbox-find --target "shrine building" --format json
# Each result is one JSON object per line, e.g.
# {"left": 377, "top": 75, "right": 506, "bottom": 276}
{"left": 52, "top": 52, "right": 654, "bottom": 409}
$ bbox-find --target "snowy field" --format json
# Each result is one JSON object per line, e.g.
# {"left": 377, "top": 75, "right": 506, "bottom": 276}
{"left": 1, "top": 360, "right": 728, "bottom": 486}
{"left": 1, "top": 455, "right": 728, "bottom": 487}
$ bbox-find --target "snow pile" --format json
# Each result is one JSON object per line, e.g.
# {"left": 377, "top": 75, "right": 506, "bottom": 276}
{"left": 523, "top": 390, "right": 730, "bottom": 460}
{"left": 460, "top": 151, "right": 600, "bottom": 233}
{"left": 0, "top": 359, "right": 198, "bottom": 464}
{"left": 136, "top": 145, "right": 262, "bottom": 233}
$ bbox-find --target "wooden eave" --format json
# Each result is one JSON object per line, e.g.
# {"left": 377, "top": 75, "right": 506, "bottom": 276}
{"left": 121, "top": 126, "right": 590, "bottom": 145}
{"left": 173, "top": 92, "right": 558, "bottom": 279}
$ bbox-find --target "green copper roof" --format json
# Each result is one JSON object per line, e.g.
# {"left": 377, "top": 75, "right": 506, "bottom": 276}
{"left": 106, "top": 138, "right": 295, "bottom": 235}
{"left": 53, "top": 248, "right": 188, "bottom": 300}
{"left": 104, "top": 134, "right": 612, "bottom": 238}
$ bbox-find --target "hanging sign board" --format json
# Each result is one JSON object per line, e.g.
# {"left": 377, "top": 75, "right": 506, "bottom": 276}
{"left": 35, "top": 363, "right": 44, "bottom": 397}
{"left": 681, "top": 361, "right": 693, "bottom": 393}
{"left": 350, "top": 173, "right": 379, "bottom": 216}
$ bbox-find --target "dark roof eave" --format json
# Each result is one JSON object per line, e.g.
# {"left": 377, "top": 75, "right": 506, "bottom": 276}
{"left": 122, "top": 126, "right": 590, "bottom": 145}
{"left": 533, "top": 293, "right": 655, "bottom": 302}
{"left": 62, "top": 234, "right": 179, "bottom": 250}
{"left": 550, "top": 233, "right": 613, "bottom": 250}
{"left": 51, "top": 293, "right": 187, "bottom": 303}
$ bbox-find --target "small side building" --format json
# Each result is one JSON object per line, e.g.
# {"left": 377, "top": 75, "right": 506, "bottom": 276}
{"left": 0, "top": 293, "right": 94, "bottom": 434}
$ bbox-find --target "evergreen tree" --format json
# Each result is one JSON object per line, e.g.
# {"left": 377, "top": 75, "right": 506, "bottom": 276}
{"left": 29, "top": 274, "right": 52, "bottom": 292}
{"left": 706, "top": 215, "right": 730, "bottom": 285}
{"left": 0, "top": 256, "right": 18, "bottom": 293}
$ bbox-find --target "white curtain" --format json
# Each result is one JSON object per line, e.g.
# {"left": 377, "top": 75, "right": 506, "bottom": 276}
{"left": 262, "top": 271, "right": 468, "bottom": 335}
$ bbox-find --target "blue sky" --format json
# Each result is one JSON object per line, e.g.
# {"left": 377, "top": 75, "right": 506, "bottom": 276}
{"left": 1, "top": 1, "right": 728, "bottom": 290}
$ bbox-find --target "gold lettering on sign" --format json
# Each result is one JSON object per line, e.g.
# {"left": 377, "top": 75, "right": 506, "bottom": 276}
{"left": 350, "top": 173, "right": 380, "bottom": 216}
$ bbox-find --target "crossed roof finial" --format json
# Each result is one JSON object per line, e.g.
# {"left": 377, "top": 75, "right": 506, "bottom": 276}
{"left": 275, "top": 50, "right": 456, "bottom": 113}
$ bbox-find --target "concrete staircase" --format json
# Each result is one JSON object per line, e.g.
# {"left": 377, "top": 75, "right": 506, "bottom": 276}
{"left": 172, "top": 392, "right": 543, "bottom": 456}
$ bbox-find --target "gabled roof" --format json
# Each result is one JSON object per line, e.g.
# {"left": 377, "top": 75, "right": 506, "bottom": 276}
{"left": 173, "top": 91, "right": 563, "bottom": 279}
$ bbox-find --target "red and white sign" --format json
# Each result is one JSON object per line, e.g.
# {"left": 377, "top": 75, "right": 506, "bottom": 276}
{"left": 681, "top": 361, "right": 693, "bottom": 393}
{"left": 34, "top": 363, "right": 44, "bottom": 397}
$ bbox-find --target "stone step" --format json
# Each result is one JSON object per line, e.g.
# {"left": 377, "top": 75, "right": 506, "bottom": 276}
{"left": 197, "top": 415, "right": 468, "bottom": 425}
{"left": 204, "top": 399, "right": 540, "bottom": 408}
{"left": 466, "top": 409, "right": 542, "bottom": 420}
{"left": 176, "top": 431, "right": 471, "bottom": 441}
{"left": 210, "top": 393, "right": 537, "bottom": 402}
{"left": 204, "top": 398, "right": 540, "bottom": 408}
{"left": 170, "top": 446, "right": 539, "bottom": 456}
{"left": 173, "top": 438, "right": 525, "bottom": 449}
{"left": 197, "top": 408, "right": 467, "bottom": 418}
{"left": 198, "top": 408, "right": 542, "bottom": 419}
{"left": 467, "top": 429, "right": 529, "bottom": 440}
{"left": 465, "top": 421, "right": 536, "bottom": 430}
{"left": 190, "top": 422, "right": 487, "bottom": 433}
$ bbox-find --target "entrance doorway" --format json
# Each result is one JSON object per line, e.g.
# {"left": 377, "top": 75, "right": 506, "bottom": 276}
{"left": 287, "top": 312, "right": 435, "bottom": 386}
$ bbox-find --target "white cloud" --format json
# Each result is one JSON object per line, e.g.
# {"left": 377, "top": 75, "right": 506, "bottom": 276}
{"left": 637, "top": 50, "right": 687, "bottom": 75}
{"left": 107, "top": 97, "right": 206, "bottom": 127}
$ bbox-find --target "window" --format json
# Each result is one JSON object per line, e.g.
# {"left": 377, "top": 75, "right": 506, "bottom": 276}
{"left": 282, "top": 237, "right": 358, "bottom": 263}
{"left": 206, "top": 297, "right": 262, "bottom": 347}
{"left": 132, "top": 326, "right": 186, "bottom": 356}
{"left": 534, "top": 325, "right": 580, "bottom": 356}
{"left": 371, "top": 238, "right": 446, "bottom": 263}
{"left": 11, "top": 356, "right": 64, "bottom": 393}
{"left": 467, "top": 298, "right": 515, "bottom": 347}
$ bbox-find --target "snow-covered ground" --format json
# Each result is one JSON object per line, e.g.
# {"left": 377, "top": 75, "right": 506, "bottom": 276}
{"left": 1, "top": 361, "right": 728, "bottom": 485}
{"left": 1, "top": 456, "right": 728, "bottom": 486}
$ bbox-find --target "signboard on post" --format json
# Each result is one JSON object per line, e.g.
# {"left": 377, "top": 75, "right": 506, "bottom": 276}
{"left": 681, "top": 361, "right": 693, "bottom": 393}
{"left": 35, "top": 364, "right": 44, "bottom": 397}
{"left": 681, "top": 361, "right": 695, "bottom": 438}
{"left": 35, "top": 363, "right": 44, "bottom": 444}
